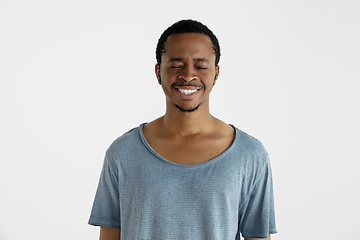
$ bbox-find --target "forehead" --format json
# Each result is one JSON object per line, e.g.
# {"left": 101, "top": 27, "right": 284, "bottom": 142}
{"left": 163, "top": 33, "right": 215, "bottom": 60}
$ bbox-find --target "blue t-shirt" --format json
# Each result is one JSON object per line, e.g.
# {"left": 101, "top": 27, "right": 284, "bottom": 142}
{"left": 89, "top": 124, "right": 277, "bottom": 239}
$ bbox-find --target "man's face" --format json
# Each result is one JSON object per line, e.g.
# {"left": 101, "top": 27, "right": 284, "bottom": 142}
{"left": 156, "top": 33, "right": 219, "bottom": 113}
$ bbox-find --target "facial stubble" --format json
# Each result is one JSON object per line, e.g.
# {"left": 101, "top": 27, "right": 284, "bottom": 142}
{"left": 175, "top": 102, "right": 201, "bottom": 113}
{"left": 159, "top": 75, "right": 216, "bottom": 113}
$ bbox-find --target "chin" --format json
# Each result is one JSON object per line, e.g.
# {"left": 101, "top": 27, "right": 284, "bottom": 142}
{"left": 175, "top": 103, "right": 201, "bottom": 113}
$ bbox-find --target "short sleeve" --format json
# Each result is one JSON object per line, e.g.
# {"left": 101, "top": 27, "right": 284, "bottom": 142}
{"left": 88, "top": 153, "right": 121, "bottom": 229}
{"left": 239, "top": 154, "right": 277, "bottom": 238}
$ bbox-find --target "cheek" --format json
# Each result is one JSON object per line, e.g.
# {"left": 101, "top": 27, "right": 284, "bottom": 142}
{"left": 201, "top": 73, "right": 216, "bottom": 84}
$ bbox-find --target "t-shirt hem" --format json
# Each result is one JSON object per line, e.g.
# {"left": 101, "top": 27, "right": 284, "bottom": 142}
{"left": 242, "top": 230, "right": 277, "bottom": 239}
{"left": 88, "top": 219, "right": 120, "bottom": 229}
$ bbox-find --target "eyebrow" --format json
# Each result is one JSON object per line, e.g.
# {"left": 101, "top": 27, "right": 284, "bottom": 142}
{"left": 167, "top": 58, "right": 210, "bottom": 63}
{"left": 168, "top": 58, "right": 184, "bottom": 63}
{"left": 194, "top": 58, "right": 210, "bottom": 63}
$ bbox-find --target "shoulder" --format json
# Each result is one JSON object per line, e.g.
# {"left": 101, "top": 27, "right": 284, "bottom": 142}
{"left": 234, "top": 127, "right": 267, "bottom": 155}
{"left": 106, "top": 125, "right": 144, "bottom": 157}
{"left": 230, "top": 127, "right": 270, "bottom": 169}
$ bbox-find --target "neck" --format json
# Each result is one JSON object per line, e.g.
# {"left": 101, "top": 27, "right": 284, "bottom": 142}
{"left": 161, "top": 100, "right": 215, "bottom": 136}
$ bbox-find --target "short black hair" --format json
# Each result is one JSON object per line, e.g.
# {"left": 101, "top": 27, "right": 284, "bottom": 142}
{"left": 156, "top": 19, "right": 221, "bottom": 66}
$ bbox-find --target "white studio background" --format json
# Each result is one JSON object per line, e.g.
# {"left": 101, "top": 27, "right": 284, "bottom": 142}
{"left": 0, "top": 0, "right": 359, "bottom": 239}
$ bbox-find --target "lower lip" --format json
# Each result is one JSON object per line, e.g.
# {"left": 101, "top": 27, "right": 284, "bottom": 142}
{"left": 174, "top": 88, "right": 200, "bottom": 99}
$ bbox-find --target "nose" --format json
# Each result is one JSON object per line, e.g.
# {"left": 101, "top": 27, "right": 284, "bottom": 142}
{"left": 179, "top": 66, "right": 197, "bottom": 82}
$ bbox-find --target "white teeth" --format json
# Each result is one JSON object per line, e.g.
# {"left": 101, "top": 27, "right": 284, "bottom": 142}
{"left": 178, "top": 89, "right": 198, "bottom": 95}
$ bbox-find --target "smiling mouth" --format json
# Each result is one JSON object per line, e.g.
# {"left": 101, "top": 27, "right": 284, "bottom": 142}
{"left": 177, "top": 88, "right": 199, "bottom": 95}
{"left": 173, "top": 85, "right": 202, "bottom": 95}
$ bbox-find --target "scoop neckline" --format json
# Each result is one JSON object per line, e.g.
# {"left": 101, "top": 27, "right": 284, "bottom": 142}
{"left": 139, "top": 123, "right": 238, "bottom": 167}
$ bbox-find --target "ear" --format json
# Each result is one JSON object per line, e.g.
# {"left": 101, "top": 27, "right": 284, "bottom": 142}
{"left": 213, "top": 65, "right": 220, "bottom": 86}
{"left": 155, "top": 64, "right": 161, "bottom": 84}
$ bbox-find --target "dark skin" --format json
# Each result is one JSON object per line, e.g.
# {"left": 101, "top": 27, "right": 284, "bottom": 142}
{"left": 99, "top": 33, "right": 270, "bottom": 240}
{"left": 144, "top": 33, "right": 234, "bottom": 165}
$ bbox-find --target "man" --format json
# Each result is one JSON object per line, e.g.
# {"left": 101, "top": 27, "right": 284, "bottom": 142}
{"left": 89, "top": 19, "right": 277, "bottom": 240}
